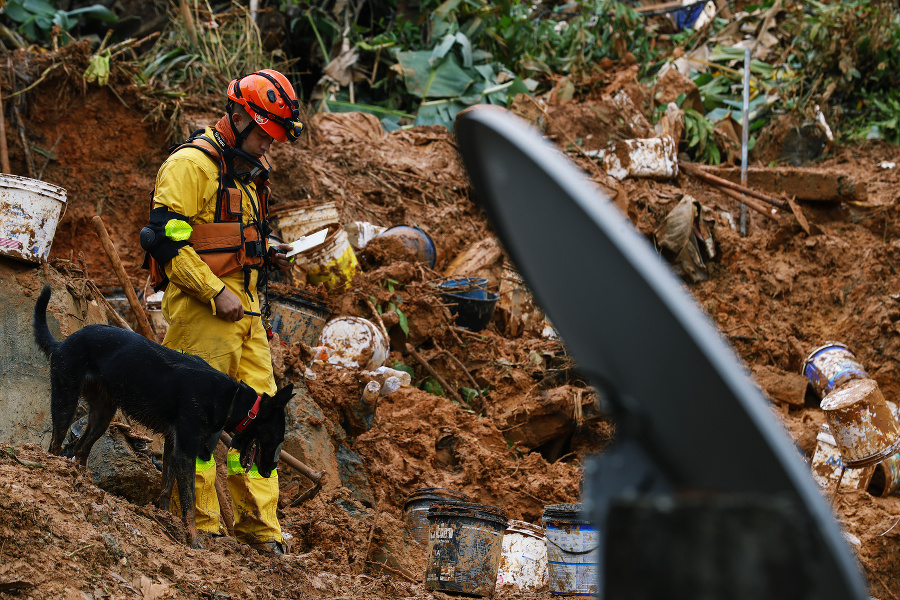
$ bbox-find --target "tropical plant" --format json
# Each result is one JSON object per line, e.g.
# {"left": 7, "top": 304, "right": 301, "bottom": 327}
{"left": 3, "top": 0, "right": 117, "bottom": 42}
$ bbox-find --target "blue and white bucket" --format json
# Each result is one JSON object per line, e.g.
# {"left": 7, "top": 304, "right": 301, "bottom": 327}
{"left": 542, "top": 504, "right": 599, "bottom": 596}
{"left": 802, "top": 342, "right": 868, "bottom": 400}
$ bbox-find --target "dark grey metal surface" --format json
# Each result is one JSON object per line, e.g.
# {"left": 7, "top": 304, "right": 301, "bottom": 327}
{"left": 454, "top": 109, "right": 867, "bottom": 599}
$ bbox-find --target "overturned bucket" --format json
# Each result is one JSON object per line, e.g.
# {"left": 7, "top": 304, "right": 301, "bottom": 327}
{"left": 802, "top": 342, "right": 868, "bottom": 400}
{"left": 543, "top": 504, "right": 599, "bottom": 596}
{"left": 270, "top": 201, "right": 340, "bottom": 241}
{"left": 267, "top": 289, "right": 332, "bottom": 346}
{"left": 810, "top": 422, "right": 874, "bottom": 493}
{"left": 403, "top": 487, "right": 474, "bottom": 546}
{"left": 821, "top": 378, "right": 900, "bottom": 468}
{"left": 867, "top": 452, "right": 900, "bottom": 497}
{"left": 375, "top": 225, "right": 437, "bottom": 268}
{"left": 496, "top": 520, "right": 548, "bottom": 591}
{"left": 294, "top": 224, "right": 359, "bottom": 293}
{"left": 426, "top": 501, "right": 508, "bottom": 597}
{"left": 0, "top": 174, "right": 67, "bottom": 264}
{"left": 319, "top": 316, "right": 388, "bottom": 371}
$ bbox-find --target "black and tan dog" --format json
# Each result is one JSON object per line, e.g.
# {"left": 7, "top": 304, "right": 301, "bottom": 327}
{"left": 33, "top": 285, "right": 292, "bottom": 548}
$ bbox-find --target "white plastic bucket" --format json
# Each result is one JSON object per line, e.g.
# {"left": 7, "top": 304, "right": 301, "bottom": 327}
{"left": 319, "top": 316, "right": 388, "bottom": 371}
{"left": 496, "top": 520, "right": 548, "bottom": 590}
{"left": 271, "top": 202, "right": 340, "bottom": 241}
{"left": 0, "top": 174, "right": 67, "bottom": 263}
{"left": 543, "top": 504, "right": 599, "bottom": 596}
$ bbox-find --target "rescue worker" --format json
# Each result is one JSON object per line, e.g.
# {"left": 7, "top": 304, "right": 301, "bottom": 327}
{"left": 140, "top": 69, "right": 305, "bottom": 555}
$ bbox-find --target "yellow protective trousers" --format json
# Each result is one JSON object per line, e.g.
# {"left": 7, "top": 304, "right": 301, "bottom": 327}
{"left": 162, "top": 270, "right": 282, "bottom": 545}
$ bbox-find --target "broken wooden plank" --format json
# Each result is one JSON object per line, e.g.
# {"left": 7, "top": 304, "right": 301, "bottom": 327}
{"left": 700, "top": 165, "right": 866, "bottom": 202}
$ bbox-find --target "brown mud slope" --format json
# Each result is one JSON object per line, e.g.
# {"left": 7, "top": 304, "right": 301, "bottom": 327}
{"left": 2, "top": 46, "right": 900, "bottom": 598}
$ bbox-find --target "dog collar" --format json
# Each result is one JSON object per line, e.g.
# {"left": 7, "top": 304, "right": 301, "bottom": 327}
{"left": 234, "top": 395, "right": 261, "bottom": 433}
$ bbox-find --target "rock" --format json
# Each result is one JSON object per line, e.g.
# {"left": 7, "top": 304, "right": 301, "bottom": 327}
{"left": 336, "top": 444, "right": 375, "bottom": 507}
{"left": 283, "top": 381, "right": 342, "bottom": 491}
{"left": 752, "top": 365, "right": 810, "bottom": 407}
{"left": 0, "top": 268, "right": 107, "bottom": 446}
{"left": 87, "top": 428, "right": 161, "bottom": 505}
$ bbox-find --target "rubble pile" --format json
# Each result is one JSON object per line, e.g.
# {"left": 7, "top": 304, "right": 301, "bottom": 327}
{"left": 4, "top": 33, "right": 900, "bottom": 596}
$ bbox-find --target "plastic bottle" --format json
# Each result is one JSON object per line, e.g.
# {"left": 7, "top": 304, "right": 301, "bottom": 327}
{"left": 379, "top": 376, "right": 402, "bottom": 397}
{"left": 309, "top": 345, "right": 330, "bottom": 363}
{"left": 375, "top": 366, "right": 412, "bottom": 386}
{"left": 360, "top": 380, "right": 381, "bottom": 406}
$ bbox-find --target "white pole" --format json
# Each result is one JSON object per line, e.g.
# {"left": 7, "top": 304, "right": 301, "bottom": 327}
{"left": 740, "top": 48, "right": 751, "bottom": 236}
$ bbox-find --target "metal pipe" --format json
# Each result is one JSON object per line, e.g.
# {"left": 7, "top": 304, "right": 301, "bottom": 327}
{"left": 740, "top": 48, "right": 751, "bottom": 237}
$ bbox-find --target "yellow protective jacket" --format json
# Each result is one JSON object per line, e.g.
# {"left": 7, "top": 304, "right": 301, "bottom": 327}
{"left": 152, "top": 126, "right": 277, "bottom": 397}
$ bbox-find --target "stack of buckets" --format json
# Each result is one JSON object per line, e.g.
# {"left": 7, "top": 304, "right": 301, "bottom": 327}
{"left": 404, "top": 488, "right": 598, "bottom": 596}
{"left": 270, "top": 201, "right": 359, "bottom": 293}
{"left": 804, "top": 342, "right": 900, "bottom": 496}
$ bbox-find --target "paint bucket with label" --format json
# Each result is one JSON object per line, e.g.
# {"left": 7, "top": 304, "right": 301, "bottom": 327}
{"left": 294, "top": 224, "right": 359, "bottom": 293}
{"left": 403, "top": 487, "right": 474, "bottom": 545}
{"left": 496, "top": 520, "right": 548, "bottom": 590}
{"left": 543, "top": 504, "right": 599, "bottom": 596}
{"left": 266, "top": 289, "right": 332, "bottom": 346}
{"left": 0, "top": 174, "right": 67, "bottom": 264}
{"left": 821, "top": 378, "right": 900, "bottom": 468}
{"left": 270, "top": 201, "right": 340, "bottom": 241}
{"left": 810, "top": 422, "right": 875, "bottom": 493}
{"left": 802, "top": 342, "right": 868, "bottom": 400}
{"left": 426, "top": 501, "right": 509, "bottom": 597}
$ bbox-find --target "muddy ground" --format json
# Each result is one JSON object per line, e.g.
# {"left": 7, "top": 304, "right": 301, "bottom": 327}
{"left": 2, "top": 44, "right": 900, "bottom": 599}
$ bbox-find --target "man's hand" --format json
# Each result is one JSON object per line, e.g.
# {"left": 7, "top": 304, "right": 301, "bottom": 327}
{"left": 214, "top": 288, "right": 244, "bottom": 321}
{"left": 270, "top": 242, "right": 294, "bottom": 272}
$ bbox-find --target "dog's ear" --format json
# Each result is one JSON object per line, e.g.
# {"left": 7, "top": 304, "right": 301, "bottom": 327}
{"left": 275, "top": 383, "right": 294, "bottom": 407}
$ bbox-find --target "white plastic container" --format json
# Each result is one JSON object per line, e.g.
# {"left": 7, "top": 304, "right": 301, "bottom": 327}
{"left": 0, "top": 174, "right": 67, "bottom": 263}
{"left": 596, "top": 135, "right": 678, "bottom": 181}
{"left": 319, "top": 316, "right": 388, "bottom": 371}
{"left": 344, "top": 221, "right": 386, "bottom": 250}
{"left": 496, "top": 520, "right": 548, "bottom": 590}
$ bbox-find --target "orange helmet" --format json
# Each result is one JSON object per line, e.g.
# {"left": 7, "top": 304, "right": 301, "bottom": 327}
{"left": 227, "top": 70, "right": 304, "bottom": 143}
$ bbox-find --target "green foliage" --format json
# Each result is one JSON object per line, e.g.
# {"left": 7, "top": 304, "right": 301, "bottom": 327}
{"left": 682, "top": 108, "right": 721, "bottom": 165}
{"left": 857, "top": 89, "right": 900, "bottom": 144}
{"left": 299, "top": 0, "right": 661, "bottom": 129}
{"left": 419, "top": 376, "right": 445, "bottom": 397}
{"left": 484, "top": 0, "right": 657, "bottom": 79}
{"left": 388, "top": 301, "right": 409, "bottom": 336}
{"left": 4, "top": 0, "right": 117, "bottom": 41}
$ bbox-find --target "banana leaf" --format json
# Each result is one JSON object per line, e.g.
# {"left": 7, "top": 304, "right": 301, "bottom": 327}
{"left": 396, "top": 51, "right": 475, "bottom": 99}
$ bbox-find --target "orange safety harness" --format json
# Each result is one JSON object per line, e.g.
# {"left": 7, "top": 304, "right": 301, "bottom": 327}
{"left": 143, "top": 128, "right": 273, "bottom": 298}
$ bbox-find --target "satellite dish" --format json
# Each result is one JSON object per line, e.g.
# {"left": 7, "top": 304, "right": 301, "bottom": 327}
{"left": 454, "top": 109, "right": 866, "bottom": 599}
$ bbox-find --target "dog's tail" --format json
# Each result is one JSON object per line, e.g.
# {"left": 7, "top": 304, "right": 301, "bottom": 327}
{"left": 33, "top": 285, "right": 60, "bottom": 358}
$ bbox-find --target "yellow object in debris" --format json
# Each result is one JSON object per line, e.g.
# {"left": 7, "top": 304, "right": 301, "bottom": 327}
{"left": 165, "top": 219, "right": 193, "bottom": 241}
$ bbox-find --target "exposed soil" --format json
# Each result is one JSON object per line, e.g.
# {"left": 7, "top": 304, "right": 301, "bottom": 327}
{"left": 3, "top": 46, "right": 900, "bottom": 599}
